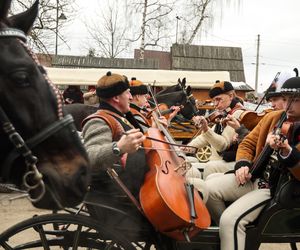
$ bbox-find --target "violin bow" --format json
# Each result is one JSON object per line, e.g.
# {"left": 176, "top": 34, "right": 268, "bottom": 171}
{"left": 147, "top": 84, "right": 162, "bottom": 117}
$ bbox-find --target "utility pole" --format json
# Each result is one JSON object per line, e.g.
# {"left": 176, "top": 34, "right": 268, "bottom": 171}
{"left": 254, "top": 34, "right": 260, "bottom": 95}
{"left": 176, "top": 16, "right": 181, "bottom": 44}
{"left": 55, "top": 0, "right": 67, "bottom": 55}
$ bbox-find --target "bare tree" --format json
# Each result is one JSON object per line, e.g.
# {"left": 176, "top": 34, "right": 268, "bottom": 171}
{"left": 185, "top": 0, "right": 212, "bottom": 45}
{"left": 128, "top": 0, "right": 175, "bottom": 59}
{"left": 11, "top": 0, "right": 76, "bottom": 54}
{"left": 177, "top": 0, "right": 242, "bottom": 45}
{"left": 86, "top": 0, "right": 129, "bottom": 58}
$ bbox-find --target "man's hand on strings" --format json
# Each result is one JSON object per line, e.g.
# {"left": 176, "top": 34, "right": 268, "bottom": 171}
{"left": 151, "top": 116, "right": 169, "bottom": 128}
{"left": 192, "top": 115, "right": 208, "bottom": 132}
{"left": 225, "top": 114, "right": 241, "bottom": 130}
{"left": 168, "top": 106, "right": 181, "bottom": 122}
{"left": 267, "top": 132, "right": 292, "bottom": 157}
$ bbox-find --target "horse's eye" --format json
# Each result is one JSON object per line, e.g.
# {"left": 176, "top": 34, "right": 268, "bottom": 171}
{"left": 11, "top": 72, "right": 30, "bottom": 87}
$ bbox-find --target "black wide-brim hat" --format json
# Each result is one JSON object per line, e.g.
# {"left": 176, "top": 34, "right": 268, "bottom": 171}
{"left": 265, "top": 86, "right": 282, "bottom": 101}
{"left": 280, "top": 77, "right": 300, "bottom": 95}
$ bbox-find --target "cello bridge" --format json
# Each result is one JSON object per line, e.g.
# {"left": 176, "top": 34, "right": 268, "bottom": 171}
{"left": 174, "top": 161, "right": 192, "bottom": 176}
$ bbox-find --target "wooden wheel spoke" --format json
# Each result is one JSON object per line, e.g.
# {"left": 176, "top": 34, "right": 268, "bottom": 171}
{"left": 196, "top": 146, "right": 212, "bottom": 162}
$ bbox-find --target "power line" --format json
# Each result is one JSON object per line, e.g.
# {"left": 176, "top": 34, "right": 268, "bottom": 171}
{"left": 260, "top": 55, "right": 300, "bottom": 64}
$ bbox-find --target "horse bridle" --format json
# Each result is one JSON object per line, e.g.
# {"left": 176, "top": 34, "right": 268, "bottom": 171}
{"left": 0, "top": 27, "right": 73, "bottom": 205}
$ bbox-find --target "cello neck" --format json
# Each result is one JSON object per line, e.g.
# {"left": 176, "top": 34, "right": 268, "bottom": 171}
{"left": 151, "top": 111, "right": 186, "bottom": 158}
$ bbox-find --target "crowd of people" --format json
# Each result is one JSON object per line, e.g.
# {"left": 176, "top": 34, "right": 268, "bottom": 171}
{"left": 63, "top": 69, "right": 299, "bottom": 249}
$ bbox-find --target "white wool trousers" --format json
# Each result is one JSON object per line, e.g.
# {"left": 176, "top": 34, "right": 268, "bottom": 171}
{"left": 205, "top": 173, "right": 271, "bottom": 250}
{"left": 185, "top": 165, "right": 209, "bottom": 203}
{"left": 192, "top": 160, "right": 235, "bottom": 180}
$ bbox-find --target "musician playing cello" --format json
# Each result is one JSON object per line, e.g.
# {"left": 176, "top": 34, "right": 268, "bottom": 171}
{"left": 82, "top": 71, "right": 208, "bottom": 240}
{"left": 82, "top": 71, "right": 151, "bottom": 235}
{"left": 129, "top": 77, "right": 209, "bottom": 202}
{"left": 205, "top": 76, "right": 300, "bottom": 250}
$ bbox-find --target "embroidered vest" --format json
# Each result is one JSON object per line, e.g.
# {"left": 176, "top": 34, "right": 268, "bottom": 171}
{"left": 130, "top": 107, "right": 151, "bottom": 128}
{"left": 83, "top": 110, "right": 148, "bottom": 199}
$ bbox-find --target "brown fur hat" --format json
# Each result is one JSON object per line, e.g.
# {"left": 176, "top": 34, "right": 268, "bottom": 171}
{"left": 129, "top": 77, "right": 148, "bottom": 95}
{"left": 96, "top": 71, "right": 129, "bottom": 98}
{"left": 209, "top": 81, "right": 234, "bottom": 98}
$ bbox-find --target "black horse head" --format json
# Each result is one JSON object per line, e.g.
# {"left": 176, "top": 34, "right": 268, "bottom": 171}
{"left": 0, "top": 0, "right": 90, "bottom": 209}
{"left": 154, "top": 83, "right": 198, "bottom": 120}
{"left": 154, "top": 77, "right": 185, "bottom": 96}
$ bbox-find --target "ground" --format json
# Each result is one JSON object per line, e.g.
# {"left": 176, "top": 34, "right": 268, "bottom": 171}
{"left": 0, "top": 193, "right": 299, "bottom": 249}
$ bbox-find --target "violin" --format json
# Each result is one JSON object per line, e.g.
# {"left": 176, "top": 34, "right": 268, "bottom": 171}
{"left": 238, "top": 109, "right": 274, "bottom": 131}
{"left": 278, "top": 120, "right": 294, "bottom": 138}
{"left": 145, "top": 103, "right": 183, "bottom": 120}
{"left": 249, "top": 111, "right": 290, "bottom": 178}
{"left": 281, "top": 120, "right": 300, "bottom": 181}
{"left": 193, "top": 110, "right": 226, "bottom": 129}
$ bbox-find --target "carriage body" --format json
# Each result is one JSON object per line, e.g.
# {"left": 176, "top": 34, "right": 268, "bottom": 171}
{"left": 1, "top": 178, "right": 300, "bottom": 250}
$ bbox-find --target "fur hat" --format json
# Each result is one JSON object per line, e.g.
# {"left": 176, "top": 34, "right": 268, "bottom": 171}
{"left": 266, "top": 71, "right": 293, "bottom": 101}
{"left": 209, "top": 81, "right": 234, "bottom": 98}
{"left": 280, "top": 77, "right": 300, "bottom": 95}
{"left": 96, "top": 71, "right": 129, "bottom": 98}
{"left": 129, "top": 77, "right": 148, "bottom": 95}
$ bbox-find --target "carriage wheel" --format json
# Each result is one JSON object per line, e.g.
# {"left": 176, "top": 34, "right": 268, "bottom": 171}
{"left": 196, "top": 146, "right": 212, "bottom": 163}
{"left": 0, "top": 213, "right": 135, "bottom": 250}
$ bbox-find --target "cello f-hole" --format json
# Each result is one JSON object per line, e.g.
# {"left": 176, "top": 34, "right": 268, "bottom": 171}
{"left": 161, "top": 160, "right": 171, "bottom": 174}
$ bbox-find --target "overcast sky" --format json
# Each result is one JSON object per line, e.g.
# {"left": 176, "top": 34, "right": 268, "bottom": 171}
{"left": 58, "top": 0, "right": 300, "bottom": 93}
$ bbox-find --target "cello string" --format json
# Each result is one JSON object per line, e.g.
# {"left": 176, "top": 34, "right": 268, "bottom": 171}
{"left": 140, "top": 146, "right": 186, "bottom": 153}
{"left": 145, "top": 135, "right": 198, "bottom": 151}
{"left": 147, "top": 84, "right": 162, "bottom": 117}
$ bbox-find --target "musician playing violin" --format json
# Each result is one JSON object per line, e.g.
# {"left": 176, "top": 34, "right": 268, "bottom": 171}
{"left": 205, "top": 77, "right": 300, "bottom": 250}
{"left": 265, "top": 71, "right": 294, "bottom": 110}
{"left": 129, "top": 77, "right": 180, "bottom": 130}
{"left": 184, "top": 81, "right": 245, "bottom": 179}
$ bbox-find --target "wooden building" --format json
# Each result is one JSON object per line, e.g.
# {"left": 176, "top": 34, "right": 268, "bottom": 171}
{"left": 45, "top": 67, "right": 253, "bottom": 102}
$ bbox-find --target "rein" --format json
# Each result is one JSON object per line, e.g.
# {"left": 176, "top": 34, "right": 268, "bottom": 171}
{"left": 0, "top": 27, "right": 66, "bottom": 206}
{"left": 0, "top": 105, "right": 44, "bottom": 202}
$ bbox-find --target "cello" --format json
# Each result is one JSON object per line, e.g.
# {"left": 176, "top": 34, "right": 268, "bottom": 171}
{"left": 139, "top": 86, "right": 211, "bottom": 241}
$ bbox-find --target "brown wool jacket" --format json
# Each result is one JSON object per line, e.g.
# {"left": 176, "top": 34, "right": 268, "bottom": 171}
{"left": 236, "top": 110, "right": 284, "bottom": 164}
